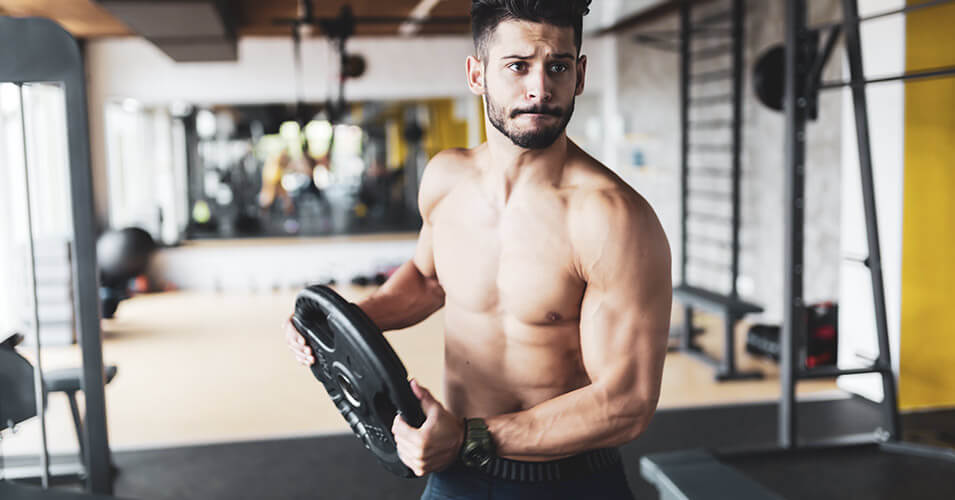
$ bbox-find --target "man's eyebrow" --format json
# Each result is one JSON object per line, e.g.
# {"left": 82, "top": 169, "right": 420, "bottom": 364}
{"left": 500, "top": 52, "right": 576, "bottom": 60}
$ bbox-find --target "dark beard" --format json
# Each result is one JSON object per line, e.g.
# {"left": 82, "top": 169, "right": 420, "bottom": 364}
{"left": 486, "top": 90, "right": 575, "bottom": 150}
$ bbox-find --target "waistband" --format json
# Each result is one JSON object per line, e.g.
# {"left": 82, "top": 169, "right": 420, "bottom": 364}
{"left": 475, "top": 448, "right": 622, "bottom": 482}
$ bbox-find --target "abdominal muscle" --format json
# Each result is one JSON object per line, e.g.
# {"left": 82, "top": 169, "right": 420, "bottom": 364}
{"left": 440, "top": 303, "right": 591, "bottom": 461}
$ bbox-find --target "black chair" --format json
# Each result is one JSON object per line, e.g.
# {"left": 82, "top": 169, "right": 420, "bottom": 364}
{"left": 2, "top": 332, "right": 118, "bottom": 480}
{"left": 43, "top": 365, "right": 119, "bottom": 472}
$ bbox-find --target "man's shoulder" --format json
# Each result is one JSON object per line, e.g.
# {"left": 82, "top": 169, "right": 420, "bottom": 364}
{"left": 567, "top": 183, "right": 654, "bottom": 234}
{"left": 418, "top": 146, "right": 481, "bottom": 220}
{"left": 564, "top": 154, "right": 649, "bottom": 224}
{"left": 565, "top": 165, "right": 670, "bottom": 279}
{"left": 424, "top": 146, "right": 481, "bottom": 179}
{"left": 564, "top": 154, "right": 665, "bottom": 253}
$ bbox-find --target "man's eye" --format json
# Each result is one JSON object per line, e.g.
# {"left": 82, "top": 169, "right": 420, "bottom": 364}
{"left": 508, "top": 62, "right": 527, "bottom": 72}
{"left": 550, "top": 63, "right": 568, "bottom": 73}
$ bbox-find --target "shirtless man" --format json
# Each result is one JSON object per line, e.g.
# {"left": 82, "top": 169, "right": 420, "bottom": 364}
{"left": 284, "top": 1, "right": 671, "bottom": 498}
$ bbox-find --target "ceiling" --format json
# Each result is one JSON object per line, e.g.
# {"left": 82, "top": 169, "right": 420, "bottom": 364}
{"left": 0, "top": 0, "right": 131, "bottom": 38}
{"left": 0, "top": 0, "right": 474, "bottom": 39}
{"left": 0, "top": 0, "right": 680, "bottom": 40}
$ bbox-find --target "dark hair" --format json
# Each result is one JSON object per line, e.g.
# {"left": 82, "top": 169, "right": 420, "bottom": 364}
{"left": 471, "top": 0, "right": 592, "bottom": 59}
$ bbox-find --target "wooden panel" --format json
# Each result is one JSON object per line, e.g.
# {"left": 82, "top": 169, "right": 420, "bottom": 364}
{"left": 0, "top": 0, "right": 132, "bottom": 37}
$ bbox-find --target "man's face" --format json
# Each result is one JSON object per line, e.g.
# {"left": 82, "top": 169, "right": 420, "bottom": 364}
{"left": 479, "top": 20, "right": 586, "bottom": 150}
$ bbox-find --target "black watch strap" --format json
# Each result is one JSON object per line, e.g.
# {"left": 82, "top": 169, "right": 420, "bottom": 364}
{"left": 460, "top": 418, "right": 494, "bottom": 468}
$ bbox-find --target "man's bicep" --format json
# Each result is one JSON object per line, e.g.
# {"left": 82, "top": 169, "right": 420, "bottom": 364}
{"left": 412, "top": 221, "right": 438, "bottom": 279}
{"left": 412, "top": 153, "right": 451, "bottom": 280}
{"left": 579, "top": 271, "right": 670, "bottom": 399}
{"left": 577, "top": 209, "right": 672, "bottom": 404}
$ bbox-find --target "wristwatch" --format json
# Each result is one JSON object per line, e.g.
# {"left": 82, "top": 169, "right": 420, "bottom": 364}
{"left": 459, "top": 418, "right": 495, "bottom": 468}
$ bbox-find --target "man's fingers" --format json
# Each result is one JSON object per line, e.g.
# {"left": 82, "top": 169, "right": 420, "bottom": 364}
{"left": 395, "top": 444, "right": 425, "bottom": 477}
{"left": 392, "top": 415, "right": 411, "bottom": 438}
{"left": 410, "top": 379, "right": 431, "bottom": 400}
{"left": 284, "top": 319, "right": 308, "bottom": 345}
{"left": 286, "top": 341, "right": 313, "bottom": 358}
{"left": 288, "top": 328, "right": 305, "bottom": 347}
{"left": 284, "top": 327, "right": 313, "bottom": 356}
{"left": 395, "top": 439, "right": 420, "bottom": 462}
{"left": 410, "top": 379, "right": 441, "bottom": 417}
{"left": 392, "top": 415, "right": 423, "bottom": 447}
{"left": 284, "top": 317, "right": 315, "bottom": 366}
{"left": 397, "top": 454, "right": 424, "bottom": 477}
{"left": 291, "top": 347, "right": 314, "bottom": 366}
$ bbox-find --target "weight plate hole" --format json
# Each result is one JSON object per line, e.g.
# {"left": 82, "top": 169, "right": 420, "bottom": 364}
{"left": 337, "top": 373, "right": 361, "bottom": 408}
{"left": 297, "top": 299, "right": 335, "bottom": 351}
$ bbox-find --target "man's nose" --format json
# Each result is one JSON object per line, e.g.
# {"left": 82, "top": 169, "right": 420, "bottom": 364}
{"left": 524, "top": 68, "right": 553, "bottom": 103}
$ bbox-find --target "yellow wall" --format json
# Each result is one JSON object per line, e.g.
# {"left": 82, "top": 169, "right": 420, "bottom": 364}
{"left": 900, "top": 2, "right": 955, "bottom": 410}
{"left": 478, "top": 96, "right": 488, "bottom": 144}
{"left": 424, "top": 99, "right": 469, "bottom": 157}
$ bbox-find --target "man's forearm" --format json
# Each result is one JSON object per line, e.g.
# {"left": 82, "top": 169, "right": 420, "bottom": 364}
{"left": 357, "top": 259, "right": 445, "bottom": 331}
{"left": 484, "top": 383, "right": 653, "bottom": 459}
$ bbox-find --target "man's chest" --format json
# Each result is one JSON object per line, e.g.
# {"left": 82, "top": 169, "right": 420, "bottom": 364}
{"left": 429, "top": 186, "right": 585, "bottom": 324}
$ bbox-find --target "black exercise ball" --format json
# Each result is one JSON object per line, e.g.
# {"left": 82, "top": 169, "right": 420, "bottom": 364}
{"left": 754, "top": 44, "right": 785, "bottom": 112}
{"left": 97, "top": 227, "right": 157, "bottom": 287}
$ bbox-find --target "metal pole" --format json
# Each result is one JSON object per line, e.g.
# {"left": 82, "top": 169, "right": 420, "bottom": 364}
{"left": 679, "top": 0, "right": 691, "bottom": 289}
{"left": 819, "top": 65, "right": 955, "bottom": 90}
{"left": 729, "top": 0, "right": 744, "bottom": 298}
{"left": 780, "top": 0, "right": 809, "bottom": 449}
{"left": 678, "top": 1, "right": 693, "bottom": 352}
{"left": 18, "top": 82, "right": 51, "bottom": 488}
{"left": 66, "top": 73, "right": 114, "bottom": 497}
{"left": 840, "top": 0, "right": 901, "bottom": 440}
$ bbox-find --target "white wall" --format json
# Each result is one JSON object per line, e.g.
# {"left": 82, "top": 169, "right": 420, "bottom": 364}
{"left": 148, "top": 237, "right": 417, "bottom": 293}
{"left": 86, "top": 36, "right": 481, "bottom": 106}
{"left": 837, "top": 0, "right": 906, "bottom": 402}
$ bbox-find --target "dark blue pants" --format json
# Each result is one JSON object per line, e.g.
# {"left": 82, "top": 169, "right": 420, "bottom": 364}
{"left": 420, "top": 460, "right": 634, "bottom": 500}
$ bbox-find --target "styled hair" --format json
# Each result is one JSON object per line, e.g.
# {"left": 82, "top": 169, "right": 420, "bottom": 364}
{"left": 470, "top": 0, "right": 592, "bottom": 59}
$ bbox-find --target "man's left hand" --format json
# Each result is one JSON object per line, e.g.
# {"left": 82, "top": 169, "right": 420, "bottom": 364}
{"left": 392, "top": 379, "right": 465, "bottom": 477}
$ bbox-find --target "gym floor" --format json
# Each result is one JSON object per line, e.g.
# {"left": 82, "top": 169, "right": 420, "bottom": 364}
{"left": 2, "top": 285, "right": 842, "bottom": 458}
{"left": 16, "top": 396, "right": 951, "bottom": 500}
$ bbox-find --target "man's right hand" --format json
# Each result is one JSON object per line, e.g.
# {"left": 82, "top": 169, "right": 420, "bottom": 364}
{"left": 284, "top": 318, "right": 315, "bottom": 367}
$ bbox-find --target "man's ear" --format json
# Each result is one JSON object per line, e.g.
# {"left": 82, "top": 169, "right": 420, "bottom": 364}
{"left": 466, "top": 55, "right": 486, "bottom": 96}
{"left": 575, "top": 55, "right": 588, "bottom": 96}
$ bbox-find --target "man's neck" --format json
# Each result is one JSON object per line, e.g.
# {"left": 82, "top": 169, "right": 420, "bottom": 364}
{"left": 481, "top": 127, "right": 570, "bottom": 208}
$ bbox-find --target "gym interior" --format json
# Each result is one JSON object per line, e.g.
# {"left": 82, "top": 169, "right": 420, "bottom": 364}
{"left": 1, "top": 0, "right": 953, "bottom": 499}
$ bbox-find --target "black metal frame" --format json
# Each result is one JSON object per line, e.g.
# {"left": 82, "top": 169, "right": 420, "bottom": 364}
{"left": 638, "top": 2, "right": 955, "bottom": 497}
{"left": 0, "top": 17, "right": 112, "bottom": 494}
{"left": 672, "top": 0, "right": 763, "bottom": 382}
{"left": 776, "top": 0, "right": 955, "bottom": 450}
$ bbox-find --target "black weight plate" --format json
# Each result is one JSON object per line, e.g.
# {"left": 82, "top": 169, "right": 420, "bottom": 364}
{"left": 292, "top": 285, "right": 426, "bottom": 478}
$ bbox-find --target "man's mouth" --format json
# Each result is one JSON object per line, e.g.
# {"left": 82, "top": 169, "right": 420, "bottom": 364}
{"left": 513, "top": 110, "right": 559, "bottom": 118}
